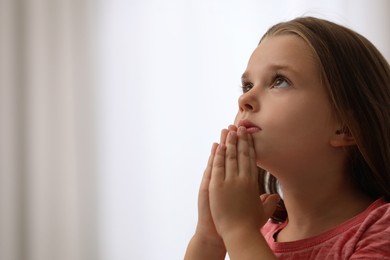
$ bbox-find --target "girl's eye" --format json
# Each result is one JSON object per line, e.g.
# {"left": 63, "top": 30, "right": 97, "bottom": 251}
{"left": 272, "top": 76, "right": 290, "bottom": 89}
{"left": 241, "top": 83, "right": 253, "bottom": 93}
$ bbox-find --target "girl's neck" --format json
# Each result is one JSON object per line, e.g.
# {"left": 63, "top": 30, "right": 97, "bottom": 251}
{"left": 276, "top": 180, "right": 373, "bottom": 242}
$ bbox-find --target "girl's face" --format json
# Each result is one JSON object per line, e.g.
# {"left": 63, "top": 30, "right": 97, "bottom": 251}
{"left": 235, "top": 35, "right": 339, "bottom": 175}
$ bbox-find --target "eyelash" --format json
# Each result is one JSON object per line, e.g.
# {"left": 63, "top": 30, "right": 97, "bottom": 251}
{"left": 241, "top": 82, "right": 253, "bottom": 93}
{"left": 240, "top": 73, "right": 290, "bottom": 93}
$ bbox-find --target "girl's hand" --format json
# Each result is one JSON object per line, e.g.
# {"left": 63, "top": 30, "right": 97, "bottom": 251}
{"left": 194, "top": 142, "right": 224, "bottom": 245}
{"left": 190, "top": 130, "right": 230, "bottom": 253}
{"left": 208, "top": 127, "right": 279, "bottom": 240}
{"left": 185, "top": 126, "right": 279, "bottom": 259}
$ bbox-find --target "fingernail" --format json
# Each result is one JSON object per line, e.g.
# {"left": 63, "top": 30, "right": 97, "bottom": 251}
{"left": 228, "top": 130, "right": 237, "bottom": 140}
{"left": 228, "top": 124, "right": 237, "bottom": 131}
{"left": 217, "top": 143, "right": 225, "bottom": 151}
{"left": 272, "top": 195, "right": 281, "bottom": 205}
{"left": 211, "top": 143, "right": 218, "bottom": 153}
{"left": 238, "top": 126, "right": 246, "bottom": 134}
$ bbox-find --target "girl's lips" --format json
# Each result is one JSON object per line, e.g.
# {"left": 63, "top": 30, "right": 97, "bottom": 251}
{"left": 237, "top": 119, "right": 261, "bottom": 133}
{"left": 245, "top": 127, "right": 261, "bottom": 134}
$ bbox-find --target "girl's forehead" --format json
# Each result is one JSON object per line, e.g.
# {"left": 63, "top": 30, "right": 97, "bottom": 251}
{"left": 256, "top": 35, "right": 313, "bottom": 61}
{"left": 246, "top": 35, "right": 318, "bottom": 75}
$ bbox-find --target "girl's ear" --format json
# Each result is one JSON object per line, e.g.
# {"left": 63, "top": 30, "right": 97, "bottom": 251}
{"left": 330, "top": 126, "right": 356, "bottom": 147}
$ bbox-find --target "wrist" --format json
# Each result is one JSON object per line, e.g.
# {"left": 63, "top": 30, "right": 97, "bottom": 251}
{"left": 192, "top": 231, "right": 226, "bottom": 250}
{"left": 222, "top": 227, "right": 276, "bottom": 260}
{"left": 184, "top": 234, "right": 226, "bottom": 260}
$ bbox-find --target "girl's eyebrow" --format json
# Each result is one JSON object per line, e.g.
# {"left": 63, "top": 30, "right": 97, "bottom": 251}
{"left": 241, "top": 72, "right": 249, "bottom": 81}
{"left": 270, "top": 64, "right": 297, "bottom": 74}
{"left": 241, "top": 64, "right": 298, "bottom": 81}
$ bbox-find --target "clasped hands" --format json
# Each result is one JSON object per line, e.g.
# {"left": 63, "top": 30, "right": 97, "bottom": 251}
{"left": 195, "top": 125, "right": 280, "bottom": 251}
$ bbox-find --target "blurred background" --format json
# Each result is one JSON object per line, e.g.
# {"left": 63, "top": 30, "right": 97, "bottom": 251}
{"left": 0, "top": 0, "right": 389, "bottom": 259}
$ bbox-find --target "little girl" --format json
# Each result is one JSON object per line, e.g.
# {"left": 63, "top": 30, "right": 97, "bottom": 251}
{"left": 185, "top": 17, "right": 390, "bottom": 259}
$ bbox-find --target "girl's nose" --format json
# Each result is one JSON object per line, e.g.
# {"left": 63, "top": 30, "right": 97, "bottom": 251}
{"left": 238, "top": 91, "right": 258, "bottom": 112}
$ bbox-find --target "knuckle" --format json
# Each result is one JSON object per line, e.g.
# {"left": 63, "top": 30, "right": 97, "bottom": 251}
{"left": 239, "top": 148, "right": 250, "bottom": 157}
{"left": 213, "top": 159, "right": 225, "bottom": 168}
{"left": 225, "top": 150, "right": 236, "bottom": 160}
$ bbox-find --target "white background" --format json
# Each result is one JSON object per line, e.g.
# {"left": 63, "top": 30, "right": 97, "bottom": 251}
{"left": 95, "top": 1, "right": 390, "bottom": 259}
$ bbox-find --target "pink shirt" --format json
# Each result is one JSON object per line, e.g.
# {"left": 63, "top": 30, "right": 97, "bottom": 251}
{"left": 261, "top": 198, "right": 390, "bottom": 259}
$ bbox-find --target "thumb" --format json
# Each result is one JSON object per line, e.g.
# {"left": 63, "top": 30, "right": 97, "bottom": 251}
{"left": 259, "top": 194, "right": 281, "bottom": 225}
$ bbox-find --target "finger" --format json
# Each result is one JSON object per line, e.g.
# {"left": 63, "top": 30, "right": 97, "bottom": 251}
{"left": 237, "top": 127, "right": 250, "bottom": 177}
{"left": 200, "top": 143, "right": 219, "bottom": 191}
{"left": 211, "top": 143, "right": 226, "bottom": 182}
{"left": 259, "top": 194, "right": 281, "bottom": 223}
{"left": 220, "top": 129, "right": 229, "bottom": 145}
{"left": 197, "top": 143, "right": 219, "bottom": 231}
{"left": 228, "top": 124, "right": 237, "bottom": 132}
{"left": 225, "top": 130, "right": 238, "bottom": 179}
{"left": 260, "top": 193, "right": 280, "bottom": 204}
{"left": 247, "top": 134, "right": 258, "bottom": 181}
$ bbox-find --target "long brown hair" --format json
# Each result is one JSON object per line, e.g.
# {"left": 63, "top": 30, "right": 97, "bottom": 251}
{"left": 257, "top": 17, "right": 390, "bottom": 222}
